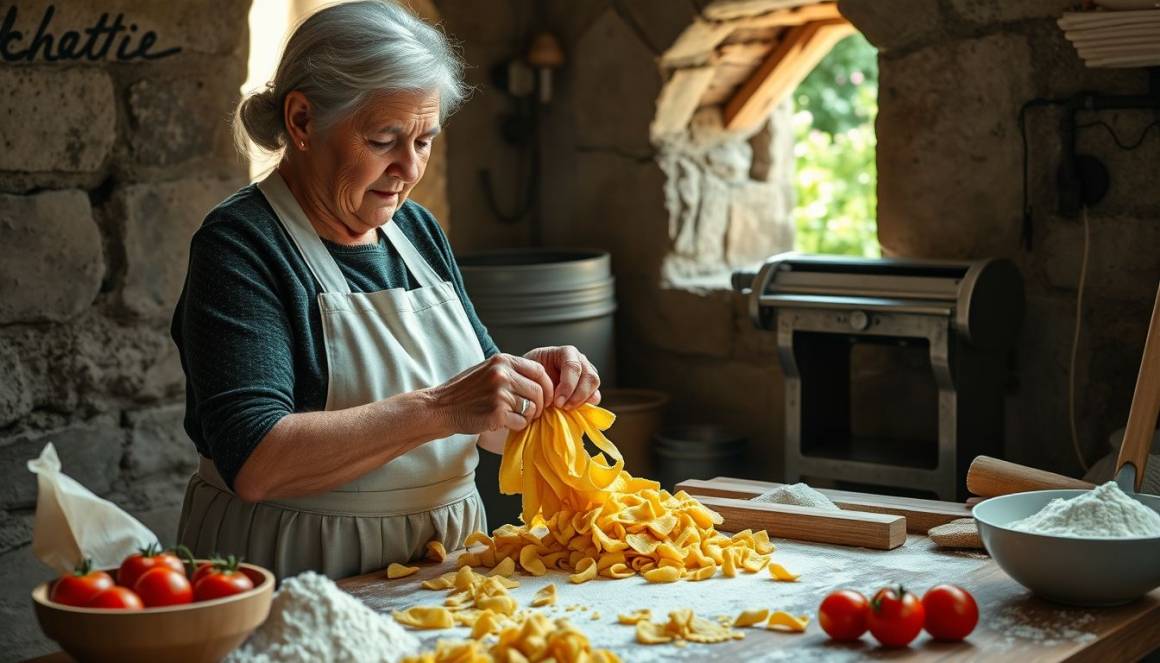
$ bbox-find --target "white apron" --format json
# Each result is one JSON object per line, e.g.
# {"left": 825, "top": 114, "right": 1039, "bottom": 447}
{"left": 177, "top": 171, "right": 488, "bottom": 580}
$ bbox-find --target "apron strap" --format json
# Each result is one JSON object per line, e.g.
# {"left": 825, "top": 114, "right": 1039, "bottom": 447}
{"left": 383, "top": 219, "right": 447, "bottom": 289}
{"left": 257, "top": 171, "right": 352, "bottom": 295}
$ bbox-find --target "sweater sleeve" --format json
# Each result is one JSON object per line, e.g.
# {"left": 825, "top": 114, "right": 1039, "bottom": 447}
{"left": 178, "top": 218, "right": 296, "bottom": 490}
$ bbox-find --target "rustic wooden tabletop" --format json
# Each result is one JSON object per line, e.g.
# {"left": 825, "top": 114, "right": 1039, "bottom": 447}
{"left": 27, "top": 534, "right": 1160, "bottom": 662}
{"left": 337, "top": 535, "right": 1160, "bottom": 662}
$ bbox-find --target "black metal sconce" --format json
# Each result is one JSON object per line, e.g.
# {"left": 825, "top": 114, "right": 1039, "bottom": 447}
{"left": 480, "top": 32, "right": 565, "bottom": 243}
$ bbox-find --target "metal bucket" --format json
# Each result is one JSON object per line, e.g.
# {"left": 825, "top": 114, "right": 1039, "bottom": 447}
{"left": 653, "top": 425, "right": 748, "bottom": 492}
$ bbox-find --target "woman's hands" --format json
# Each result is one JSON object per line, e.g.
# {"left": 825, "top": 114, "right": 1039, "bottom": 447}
{"left": 524, "top": 346, "right": 601, "bottom": 410}
{"left": 430, "top": 354, "right": 555, "bottom": 435}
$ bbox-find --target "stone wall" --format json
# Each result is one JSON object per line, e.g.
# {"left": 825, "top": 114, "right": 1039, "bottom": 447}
{"left": 0, "top": 2, "right": 249, "bottom": 658}
{"left": 841, "top": 0, "right": 1160, "bottom": 476}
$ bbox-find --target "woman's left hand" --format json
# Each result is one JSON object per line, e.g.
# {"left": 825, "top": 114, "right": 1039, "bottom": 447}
{"left": 524, "top": 346, "right": 601, "bottom": 410}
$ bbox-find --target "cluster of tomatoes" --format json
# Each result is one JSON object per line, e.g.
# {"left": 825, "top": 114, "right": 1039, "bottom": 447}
{"left": 48, "top": 544, "right": 254, "bottom": 610}
{"left": 818, "top": 584, "right": 978, "bottom": 647}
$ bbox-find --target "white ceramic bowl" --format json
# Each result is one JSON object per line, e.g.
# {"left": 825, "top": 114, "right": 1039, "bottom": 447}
{"left": 974, "top": 489, "right": 1160, "bottom": 607}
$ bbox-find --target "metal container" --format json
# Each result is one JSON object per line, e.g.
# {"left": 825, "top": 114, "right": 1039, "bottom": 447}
{"left": 653, "top": 425, "right": 748, "bottom": 492}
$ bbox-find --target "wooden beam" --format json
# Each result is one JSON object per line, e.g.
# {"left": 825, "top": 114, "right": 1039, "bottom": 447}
{"left": 723, "top": 18, "right": 855, "bottom": 131}
{"left": 704, "top": 0, "right": 816, "bottom": 21}
{"left": 661, "top": 20, "right": 736, "bottom": 69}
{"left": 730, "top": 3, "right": 843, "bottom": 29}
{"left": 651, "top": 66, "right": 718, "bottom": 139}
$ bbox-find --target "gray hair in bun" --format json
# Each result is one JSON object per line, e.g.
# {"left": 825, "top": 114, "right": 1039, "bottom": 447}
{"left": 234, "top": 0, "right": 467, "bottom": 155}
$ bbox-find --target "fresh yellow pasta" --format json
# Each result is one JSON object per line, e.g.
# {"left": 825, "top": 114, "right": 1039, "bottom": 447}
{"left": 403, "top": 613, "right": 621, "bottom": 663}
{"left": 617, "top": 609, "right": 651, "bottom": 625}
{"left": 466, "top": 405, "right": 791, "bottom": 585}
{"left": 768, "top": 563, "right": 800, "bottom": 582}
{"left": 387, "top": 563, "right": 420, "bottom": 579}
{"left": 766, "top": 611, "right": 810, "bottom": 633}
{"left": 733, "top": 608, "right": 770, "bottom": 627}
{"left": 531, "top": 583, "right": 557, "bottom": 607}
{"left": 632, "top": 609, "right": 745, "bottom": 646}
{"left": 642, "top": 566, "right": 681, "bottom": 583}
{"left": 393, "top": 606, "right": 454, "bottom": 629}
{"left": 568, "top": 557, "right": 597, "bottom": 584}
{"left": 487, "top": 556, "right": 516, "bottom": 578}
{"left": 425, "top": 540, "right": 447, "bottom": 563}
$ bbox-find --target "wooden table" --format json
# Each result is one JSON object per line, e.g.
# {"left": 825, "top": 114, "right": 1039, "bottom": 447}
{"left": 28, "top": 535, "right": 1160, "bottom": 662}
{"left": 338, "top": 535, "right": 1160, "bottom": 662}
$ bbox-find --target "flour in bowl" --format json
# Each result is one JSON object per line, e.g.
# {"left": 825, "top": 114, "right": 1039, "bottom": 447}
{"left": 752, "top": 482, "right": 840, "bottom": 511}
{"left": 1008, "top": 481, "right": 1160, "bottom": 537}
{"left": 226, "top": 571, "right": 420, "bottom": 663}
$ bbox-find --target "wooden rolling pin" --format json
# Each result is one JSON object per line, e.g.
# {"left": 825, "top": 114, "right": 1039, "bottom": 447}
{"left": 966, "top": 455, "right": 1094, "bottom": 497}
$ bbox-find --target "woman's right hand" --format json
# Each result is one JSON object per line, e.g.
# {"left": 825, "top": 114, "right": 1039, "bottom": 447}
{"left": 429, "top": 354, "right": 555, "bottom": 435}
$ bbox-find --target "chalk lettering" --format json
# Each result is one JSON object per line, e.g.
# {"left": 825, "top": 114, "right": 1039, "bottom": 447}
{"left": 0, "top": 4, "right": 181, "bottom": 63}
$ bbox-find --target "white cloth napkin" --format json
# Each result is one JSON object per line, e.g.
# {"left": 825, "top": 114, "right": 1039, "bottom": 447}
{"left": 28, "top": 443, "right": 157, "bottom": 574}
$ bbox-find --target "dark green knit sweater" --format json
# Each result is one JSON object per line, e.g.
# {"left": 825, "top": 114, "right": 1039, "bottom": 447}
{"left": 171, "top": 184, "right": 499, "bottom": 491}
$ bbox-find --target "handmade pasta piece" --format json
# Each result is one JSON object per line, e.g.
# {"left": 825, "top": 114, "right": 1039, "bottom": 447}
{"left": 425, "top": 540, "right": 447, "bottom": 563}
{"left": 642, "top": 566, "right": 681, "bottom": 583}
{"left": 568, "top": 557, "right": 597, "bottom": 584}
{"left": 767, "top": 611, "right": 810, "bottom": 633}
{"left": 734, "top": 608, "right": 770, "bottom": 627}
{"left": 487, "top": 556, "right": 516, "bottom": 578}
{"left": 387, "top": 563, "right": 420, "bottom": 579}
{"left": 768, "top": 563, "right": 800, "bottom": 582}
{"left": 393, "top": 606, "right": 454, "bottom": 629}
{"left": 618, "top": 609, "right": 651, "bottom": 625}
{"left": 531, "top": 583, "right": 557, "bottom": 607}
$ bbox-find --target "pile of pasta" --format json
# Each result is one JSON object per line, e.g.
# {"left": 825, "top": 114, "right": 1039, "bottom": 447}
{"left": 397, "top": 564, "right": 620, "bottom": 663}
{"left": 460, "top": 405, "right": 781, "bottom": 582}
{"left": 402, "top": 611, "right": 620, "bottom": 663}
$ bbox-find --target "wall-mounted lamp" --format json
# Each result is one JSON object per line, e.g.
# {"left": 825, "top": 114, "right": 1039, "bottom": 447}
{"left": 527, "top": 32, "right": 565, "bottom": 104}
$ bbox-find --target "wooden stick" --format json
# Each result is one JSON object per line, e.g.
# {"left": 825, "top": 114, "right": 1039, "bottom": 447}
{"left": 965, "top": 456, "right": 1093, "bottom": 497}
{"left": 696, "top": 495, "right": 907, "bottom": 550}
{"left": 678, "top": 477, "right": 971, "bottom": 533}
{"left": 1118, "top": 284, "right": 1160, "bottom": 492}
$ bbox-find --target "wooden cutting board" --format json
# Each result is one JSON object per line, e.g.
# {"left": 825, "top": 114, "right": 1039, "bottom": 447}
{"left": 677, "top": 476, "right": 972, "bottom": 534}
{"left": 693, "top": 495, "right": 907, "bottom": 550}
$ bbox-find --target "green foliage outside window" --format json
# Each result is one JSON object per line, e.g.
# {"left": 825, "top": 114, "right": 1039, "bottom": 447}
{"left": 792, "top": 34, "right": 880, "bottom": 257}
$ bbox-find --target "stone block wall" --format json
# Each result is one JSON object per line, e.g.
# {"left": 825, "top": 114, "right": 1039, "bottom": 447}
{"left": 841, "top": 0, "right": 1160, "bottom": 476}
{"left": 0, "top": 2, "right": 249, "bottom": 658}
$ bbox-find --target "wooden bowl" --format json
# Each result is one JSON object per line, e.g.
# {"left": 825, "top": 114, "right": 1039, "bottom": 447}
{"left": 32, "top": 562, "right": 274, "bottom": 663}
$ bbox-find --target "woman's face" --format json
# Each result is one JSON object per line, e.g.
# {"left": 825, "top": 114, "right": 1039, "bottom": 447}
{"left": 308, "top": 89, "right": 440, "bottom": 235}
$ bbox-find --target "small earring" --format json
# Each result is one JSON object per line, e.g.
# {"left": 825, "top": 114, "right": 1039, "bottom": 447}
{"left": 299, "top": 141, "right": 306, "bottom": 149}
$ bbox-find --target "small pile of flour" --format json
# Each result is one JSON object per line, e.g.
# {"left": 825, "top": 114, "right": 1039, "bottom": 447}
{"left": 752, "top": 483, "right": 840, "bottom": 511}
{"left": 1009, "top": 481, "right": 1160, "bottom": 537}
{"left": 226, "top": 571, "right": 420, "bottom": 663}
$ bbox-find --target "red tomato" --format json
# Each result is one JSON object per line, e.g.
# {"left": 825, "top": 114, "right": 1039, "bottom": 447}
{"left": 194, "top": 570, "right": 254, "bottom": 601}
{"left": 134, "top": 567, "right": 193, "bottom": 607}
{"left": 87, "top": 586, "right": 144, "bottom": 610}
{"left": 819, "top": 589, "right": 870, "bottom": 641}
{"left": 191, "top": 561, "right": 215, "bottom": 587}
{"left": 49, "top": 561, "right": 114, "bottom": 607}
{"left": 117, "top": 543, "right": 186, "bottom": 589}
{"left": 867, "top": 586, "right": 925, "bottom": 648}
{"left": 922, "top": 585, "right": 978, "bottom": 641}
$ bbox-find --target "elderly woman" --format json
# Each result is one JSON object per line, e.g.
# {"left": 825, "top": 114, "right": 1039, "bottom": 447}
{"left": 173, "top": 0, "right": 600, "bottom": 580}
